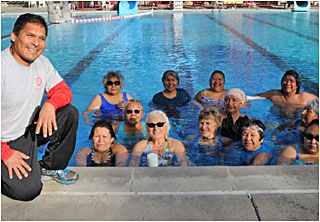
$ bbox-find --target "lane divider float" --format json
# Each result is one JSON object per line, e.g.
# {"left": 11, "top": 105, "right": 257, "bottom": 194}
{"left": 71, "top": 11, "right": 153, "bottom": 24}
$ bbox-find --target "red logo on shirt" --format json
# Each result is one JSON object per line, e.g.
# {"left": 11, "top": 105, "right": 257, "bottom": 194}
{"left": 36, "top": 77, "right": 42, "bottom": 86}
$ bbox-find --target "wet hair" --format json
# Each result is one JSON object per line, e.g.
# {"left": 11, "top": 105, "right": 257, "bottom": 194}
{"left": 242, "top": 119, "right": 266, "bottom": 141}
{"left": 145, "top": 110, "right": 170, "bottom": 141}
{"left": 88, "top": 119, "right": 116, "bottom": 140}
{"left": 306, "top": 119, "right": 319, "bottom": 130}
{"left": 161, "top": 70, "right": 179, "bottom": 85}
{"left": 198, "top": 107, "right": 221, "bottom": 127}
{"left": 305, "top": 99, "right": 319, "bottom": 117}
{"left": 123, "top": 99, "right": 144, "bottom": 119}
{"left": 209, "top": 70, "right": 225, "bottom": 81}
{"left": 281, "top": 70, "right": 301, "bottom": 94}
{"left": 12, "top": 13, "right": 48, "bottom": 37}
{"left": 102, "top": 71, "right": 124, "bottom": 91}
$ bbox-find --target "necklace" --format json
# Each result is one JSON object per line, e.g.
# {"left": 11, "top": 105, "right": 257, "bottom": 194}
{"left": 92, "top": 146, "right": 113, "bottom": 164}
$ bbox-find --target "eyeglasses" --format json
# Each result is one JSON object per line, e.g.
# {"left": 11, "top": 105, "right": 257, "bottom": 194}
{"left": 304, "top": 133, "right": 319, "bottom": 142}
{"left": 106, "top": 81, "right": 121, "bottom": 86}
{"left": 147, "top": 122, "right": 165, "bottom": 128}
{"left": 126, "top": 109, "right": 140, "bottom": 114}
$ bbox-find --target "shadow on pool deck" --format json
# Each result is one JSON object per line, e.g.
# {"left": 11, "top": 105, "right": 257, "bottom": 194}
{"left": 1, "top": 165, "right": 319, "bottom": 221}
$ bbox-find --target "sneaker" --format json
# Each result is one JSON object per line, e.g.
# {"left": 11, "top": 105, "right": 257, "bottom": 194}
{"left": 41, "top": 168, "right": 79, "bottom": 185}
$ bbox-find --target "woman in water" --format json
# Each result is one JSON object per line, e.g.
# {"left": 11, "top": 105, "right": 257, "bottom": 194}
{"left": 301, "top": 99, "right": 319, "bottom": 131}
{"left": 75, "top": 120, "right": 128, "bottom": 166}
{"left": 186, "top": 107, "right": 225, "bottom": 166}
{"left": 194, "top": 70, "right": 228, "bottom": 110}
{"left": 276, "top": 98, "right": 319, "bottom": 132}
{"left": 83, "top": 71, "right": 133, "bottom": 124}
{"left": 271, "top": 98, "right": 319, "bottom": 145}
{"left": 152, "top": 70, "right": 191, "bottom": 108}
{"left": 224, "top": 120, "right": 272, "bottom": 166}
{"left": 112, "top": 100, "right": 145, "bottom": 149}
{"left": 129, "top": 110, "right": 188, "bottom": 167}
{"left": 221, "top": 88, "right": 251, "bottom": 145}
{"left": 277, "top": 119, "right": 319, "bottom": 165}
{"left": 256, "top": 70, "right": 318, "bottom": 117}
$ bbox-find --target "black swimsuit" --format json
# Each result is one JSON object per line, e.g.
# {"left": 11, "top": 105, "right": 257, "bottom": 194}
{"left": 87, "top": 147, "right": 115, "bottom": 167}
{"left": 221, "top": 114, "right": 250, "bottom": 141}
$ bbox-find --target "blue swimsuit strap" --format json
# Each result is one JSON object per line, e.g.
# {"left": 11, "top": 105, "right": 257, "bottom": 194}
{"left": 123, "top": 92, "right": 128, "bottom": 101}
{"left": 146, "top": 141, "right": 168, "bottom": 154}
{"left": 99, "top": 92, "right": 128, "bottom": 104}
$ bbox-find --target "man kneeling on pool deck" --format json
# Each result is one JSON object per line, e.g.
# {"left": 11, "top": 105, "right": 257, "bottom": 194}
{"left": 1, "top": 13, "right": 79, "bottom": 201}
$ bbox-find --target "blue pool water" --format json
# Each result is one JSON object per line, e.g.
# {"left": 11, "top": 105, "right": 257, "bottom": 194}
{"left": 1, "top": 11, "right": 319, "bottom": 166}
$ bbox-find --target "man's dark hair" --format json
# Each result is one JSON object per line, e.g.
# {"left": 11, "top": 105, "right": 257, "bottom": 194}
{"left": 12, "top": 13, "right": 48, "bottom": 37}
{"left": 281, "top": 70, "right": 301, "bottom": 94}
{"left": 88, "top": 120, "right": 116, "bottom": 140}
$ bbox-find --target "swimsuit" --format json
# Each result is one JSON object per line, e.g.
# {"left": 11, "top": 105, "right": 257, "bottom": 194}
{"left": 87, "top": 147, "right": 115, "bottom": 167}
{"left": 98, "top": 92, "right": 128, "bottom": 119}
{"left": 186, "top": 135, "right": 225, "bottom": 166}
{"left": 152, "top": 88, "right": 191, "bottom": 107}
{"left": 199, "top": 91, "right": 225, "bottom": 108}
{"left": 224, "top": 142, "right": 272, "bottom": 166}
{"left": 221, "top": 114, "right": 250, "bottom": 141}
{"left": 116, "top": 121, "right": 145, "bottom": 149}
{"left": 292, "top": 146, "right": 317, "bottom": 165}
{"left": 140, "top": 141, "right": 179, "bottom": 166}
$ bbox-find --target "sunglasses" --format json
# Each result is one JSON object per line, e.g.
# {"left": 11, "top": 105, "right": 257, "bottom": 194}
{"left": 147, "top": 122, "right": 165, "bottom": 128}
{"left": 126, "top": 109, "right": 140, "bottom": 114}
{"left": 304, "top": 133, "right": 319, "bottom": 142}
{"left": 106, "top": 81, "right": 121, "bottom": 86}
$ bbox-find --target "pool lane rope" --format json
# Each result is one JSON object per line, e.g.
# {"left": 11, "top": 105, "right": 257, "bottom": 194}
{"left": 71, "top": 11, "right": 153, "bottom": 24}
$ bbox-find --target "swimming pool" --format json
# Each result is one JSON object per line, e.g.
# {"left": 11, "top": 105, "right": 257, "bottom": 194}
{"left": 1, "top": 10, "right": 319, "bottom": 166}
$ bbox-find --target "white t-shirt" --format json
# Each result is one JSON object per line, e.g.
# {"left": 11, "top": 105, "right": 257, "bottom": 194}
{"left": 1, "top": 47, "right": 63, "bottom": 142}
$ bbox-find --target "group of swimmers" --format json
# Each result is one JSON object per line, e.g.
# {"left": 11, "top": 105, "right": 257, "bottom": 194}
{"left": 77, "top": 69, "right": 319, "bottom": 167}
{"left": 2, "top": 12, "right": 318, "bottom": 203}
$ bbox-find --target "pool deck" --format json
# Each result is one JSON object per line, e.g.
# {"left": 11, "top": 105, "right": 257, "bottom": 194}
{"left": 2, "top": 4, "right": 319, "bottom": 15}
{"left": 2, "top": 165, "right": 319, "bottom": 221}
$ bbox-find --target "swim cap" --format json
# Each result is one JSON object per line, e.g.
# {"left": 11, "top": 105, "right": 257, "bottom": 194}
{"left": 225, "top": 88, "right": 246, "bottom": 104}
{"left": 244, "top": 125, "right": 264, "bottom": 133}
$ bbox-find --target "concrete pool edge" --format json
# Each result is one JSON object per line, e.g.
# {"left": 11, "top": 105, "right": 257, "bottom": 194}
{"left": 1, "top": 7, "right": 319, "bottom": 15}
{"left": 2, "top": 165, "right": 319, "bottom": 221}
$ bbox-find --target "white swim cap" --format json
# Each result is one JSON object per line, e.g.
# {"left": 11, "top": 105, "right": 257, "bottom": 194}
{"left": 225, "top": 88, "right": 246, "bottom": 104}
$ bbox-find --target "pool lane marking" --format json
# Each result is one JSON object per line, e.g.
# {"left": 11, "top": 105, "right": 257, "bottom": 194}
{"left": 1, "top": 34, "right": 10, "bottom": 40}
{"left": 243, "top": 14, "right": 319, "bottom": 42}
{"left": 206, "top": 15, "right": 319, "bottom": 95}
{"left": 63, "top": 20, "right": 134, "bottom": 86}
{"left": 206, "top": 15, "right": 289, "bottom": 72}
{"left": 271, "top": 13, "right": 319, "bottom": 25}
{"left": 71, "top": 11, "right": 152, "bottom": 24}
